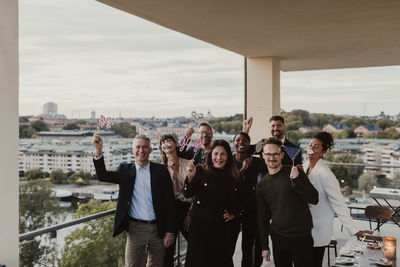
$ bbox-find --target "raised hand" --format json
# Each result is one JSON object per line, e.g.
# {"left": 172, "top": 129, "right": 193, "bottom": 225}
{"left": 187, "top": 160, "right": 196, "bottom": 181}
{"left": 92, "top": 133, "right": 103, "bottom": 157}
{"left": 290, "top": 166, "right": 299, "bottom": 179}
{"left": 184, "top": 127, "right": 195, "bottom": 139}
{"left": 243, "top": 117, "right": 253, "bottom": 134}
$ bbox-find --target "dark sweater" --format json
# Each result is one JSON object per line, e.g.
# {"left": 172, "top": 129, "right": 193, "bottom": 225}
{"left": 256, "top": 165, "right": 318, "bottom": 250}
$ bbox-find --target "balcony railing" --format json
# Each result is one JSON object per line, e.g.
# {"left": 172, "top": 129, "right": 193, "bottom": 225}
{"left": 19, "top": 209, "right": 187, "bottom": 266}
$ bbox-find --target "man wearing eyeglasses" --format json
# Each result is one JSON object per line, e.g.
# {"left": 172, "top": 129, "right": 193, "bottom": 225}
{"left": 257, "top": 138, "right": 318, "bottom": 267}
{"left": 178, "top": 122, "right": 213, "bottom": 165}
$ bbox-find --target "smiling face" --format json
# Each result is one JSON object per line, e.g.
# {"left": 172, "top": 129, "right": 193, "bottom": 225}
{"left": 262, "top": 143, "right": 284, "bottom": 170}
{"left": 234, "top": 134, "right": 250, "bottom": 154}
{"left": 270, "top": 120, "right": 285, "bottom": 139}
{"left": 133, "top": 138, "right": 152, "bottom": 165}
{"left": 307, "top": 138, "right": 324, "bottom": 160}
{"left": 161, "top": 138, "right": 177, "bottom": 155}
{"left": 211, "top": 145, "right": 228, "bottom": 169}
{"left": 198, "top": 125, "right": 213, "bottom": 147}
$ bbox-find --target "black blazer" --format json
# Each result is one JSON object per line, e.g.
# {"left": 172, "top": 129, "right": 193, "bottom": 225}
{"left": 93, "top": 156, "right": 176, "bottom": 238}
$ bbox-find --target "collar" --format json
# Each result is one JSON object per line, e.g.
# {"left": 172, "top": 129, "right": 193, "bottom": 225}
{"left": 280, "top": 136, "right": 286, "bottom": 144}
{"left": 135, "top": 161, "right": 150, "bottom": 171}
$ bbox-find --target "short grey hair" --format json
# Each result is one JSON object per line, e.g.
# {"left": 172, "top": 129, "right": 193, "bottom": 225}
{"left": 133, "top": 135, "right": 151, "bottom": 144}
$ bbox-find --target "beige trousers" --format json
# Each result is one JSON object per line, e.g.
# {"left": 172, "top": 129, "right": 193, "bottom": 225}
{"left": 125, "top": 221, "right": 165, "bottom": 267}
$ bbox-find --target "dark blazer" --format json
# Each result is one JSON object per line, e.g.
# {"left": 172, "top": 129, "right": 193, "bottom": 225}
{"left": 93, "top": 156, "right": 176, "bottom": 238}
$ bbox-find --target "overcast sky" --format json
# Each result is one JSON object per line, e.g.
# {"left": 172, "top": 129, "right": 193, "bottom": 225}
{"left": 19, "top": 0, "right": 400, "bottom": 119}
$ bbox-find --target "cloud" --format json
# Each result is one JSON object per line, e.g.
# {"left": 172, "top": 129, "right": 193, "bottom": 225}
{"left": 19, "top": 0, "right": 400, "bottom": 118}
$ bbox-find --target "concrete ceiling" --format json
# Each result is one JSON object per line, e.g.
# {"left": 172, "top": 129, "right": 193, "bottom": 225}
{"left": 96, "top": 0, "right": 400, "bottom": 71}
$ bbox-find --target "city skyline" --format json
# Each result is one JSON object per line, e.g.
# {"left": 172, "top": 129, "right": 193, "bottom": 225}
{"left": 19, "top": 0, "right": 400, "bottom": 118}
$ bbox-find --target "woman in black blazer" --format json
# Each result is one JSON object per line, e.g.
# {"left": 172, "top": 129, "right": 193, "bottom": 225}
{"left": 183, "top": 139, "right": 240, "bottom": 267}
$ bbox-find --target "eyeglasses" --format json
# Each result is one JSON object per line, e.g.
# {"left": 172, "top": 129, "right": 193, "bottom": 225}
{"left": 161, "top": 142, "right": 172, "bottom": 148}
{"left": 199, "top": 131, "right": 212, "bottom": 135}
{"left": 263, "top": 152, "right": 281, "bottom": 158}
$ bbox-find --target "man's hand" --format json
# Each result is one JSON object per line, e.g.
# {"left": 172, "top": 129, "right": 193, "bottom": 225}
{"left": 262, "top": 250, "right": 270, "bottom": 262}
{"left": 183, "top": 215, "right": 191, "bottom": 232}
{"left": 184, "top": 127, "right": 195, "bottom": 139}
{"left": 290, "top": 166, "right": 299, "bottom": 179}
{"left": 187, "top": 160, "right": 196, "bottom": 181}
{"left": 92, "top": 133, "right": 103, "bottom": 157}
{"left": 243, "top": 117, "right": 253, "bottom": 134}
{"left": 163, "top": 233, "right": 175, "bottom": 247}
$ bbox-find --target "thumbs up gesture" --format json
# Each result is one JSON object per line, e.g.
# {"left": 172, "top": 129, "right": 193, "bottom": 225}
{"left": 290, "top": 166, "right": 299, "bottom": 179}
{"left": 187, "top": 160, "right": 196, "bottom": 181}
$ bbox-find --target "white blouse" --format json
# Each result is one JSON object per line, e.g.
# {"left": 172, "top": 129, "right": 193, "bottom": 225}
{"left": 305, "top": 159, "right": 357, "bottom": 247}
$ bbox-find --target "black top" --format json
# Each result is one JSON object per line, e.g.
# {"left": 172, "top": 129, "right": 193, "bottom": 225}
{"left": 256, "top": 166, "right": 318, "bottom": 250}
{"left": 234, "top": 156, "right": 267, "bottom": 214}
{"left": 183, "top": 165, "right": 240, "bottom": 223}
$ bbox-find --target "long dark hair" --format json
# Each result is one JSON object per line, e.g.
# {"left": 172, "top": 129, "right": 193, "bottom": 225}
{"left": 312, "top": 131, "right": 334, "bottom": 152}
{"left": 159, "top": 134, "right": 178, "bottom": 164}
{"left": 205, "top": 139, "right": 239, "bottom": 180}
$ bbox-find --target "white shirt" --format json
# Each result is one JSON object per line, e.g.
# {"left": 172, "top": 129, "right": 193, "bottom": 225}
{"left": 129, "top": 162, "right": 156, "bottom": 220}
{"left": 305, "top": 159, "right": 357, "bottom": 246}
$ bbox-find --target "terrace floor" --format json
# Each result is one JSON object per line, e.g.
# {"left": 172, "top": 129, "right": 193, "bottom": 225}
{"left": 232, "top": 218, "right": 400, "bottom": 266}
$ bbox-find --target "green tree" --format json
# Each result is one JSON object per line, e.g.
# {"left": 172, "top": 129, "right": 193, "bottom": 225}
{"left": 25, "top": 168, "right": 46, "bottom": 180}
{"left": 376, "top": 118, "right": 392, "bottom": 130}
{"left": 63, "top": 122, "right": 80, "bottom": 130}
{"left": 19, "top": 125, "right": 37, "bottom": 138}
{"left": 111, "top": 122, "right": 137, "bottom": 138}
{"left": 50, "top": 169, "right": 68, "bottom": 184}
{"left": 19, "top": 179, "right": 62, "bottom": 266}
{"left": 329, "top": 153, "right": 364, "bottom": 188}
{"left": 59, "top": 200, "right": 126, "bottom": 267}
{"left": 31, "top": 119, "right": 49, "bottom": 131}
{"left": 358, "top": 172, "right": 378, "bottom": 192}
{"left": 286, "top": 130, "right": 301, "bottom": 146}
{"left": 70, "top": 171, "right": 92, "bottom": 184}
{"left": 391, "top": 171, "right": 400, "bottom": 188}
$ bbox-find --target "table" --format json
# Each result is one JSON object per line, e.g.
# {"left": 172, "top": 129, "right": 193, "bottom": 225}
{"left": 339, "top": 238, "right": 397, "bottom": 267}
{"left": 369, "top": 188, "right": 400, "bottom": 228}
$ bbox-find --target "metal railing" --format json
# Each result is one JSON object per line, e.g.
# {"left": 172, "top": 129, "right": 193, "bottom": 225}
{"left": 19, "top": 209, "right": 187, "bottom": 266}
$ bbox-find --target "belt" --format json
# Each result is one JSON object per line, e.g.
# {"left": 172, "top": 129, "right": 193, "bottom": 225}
{"left": 129, "top": 217, "right": 157, "bottom": 224}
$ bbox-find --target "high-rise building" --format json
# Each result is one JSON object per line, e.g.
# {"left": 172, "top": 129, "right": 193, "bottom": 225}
{"left": 91, "top": 110, "right": 96, "bottom": 121}
{"left": 43, "top": 102, "right": 58, "bottom": 116}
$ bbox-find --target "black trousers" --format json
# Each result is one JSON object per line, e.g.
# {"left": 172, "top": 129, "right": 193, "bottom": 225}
{"left": 163, "top": 199, "right": 191, "bottom": 267}
{"left": 241, "top": 211, "right": 262, "bottom": 267}
{"left": 185, "top": 218, "right": 231, "bottom": 267}
{"left": 312, "top": 246, "right": 325, "bottom": 267}
{"left": 270, "top": 231, "right": 314, "bottom": 267}
{"left": 226, "top": 218, "right": 241, "bottom": 267}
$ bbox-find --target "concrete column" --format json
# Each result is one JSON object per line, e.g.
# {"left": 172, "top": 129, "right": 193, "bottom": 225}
{"left": 245, "top": 57, "right": 280, "bottom": 142}
{"left": 0, "top": 0, "right": 19, "bottom": 266}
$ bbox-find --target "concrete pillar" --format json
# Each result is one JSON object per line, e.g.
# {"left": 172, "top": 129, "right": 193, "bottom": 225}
{"left": 245, "top": 57, "right": 280, "bottom": 142}
{"left": 0, "top": 0, "right": 19, "bottom": 266}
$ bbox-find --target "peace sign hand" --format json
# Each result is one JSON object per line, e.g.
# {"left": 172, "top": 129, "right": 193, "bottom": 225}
{"left": 187, "top": 160, "right": 196, "bottom": 181}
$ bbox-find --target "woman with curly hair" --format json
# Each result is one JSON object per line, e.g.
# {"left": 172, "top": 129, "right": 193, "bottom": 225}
{"left": 304, "top": 132, "right": 372, "bottom": 267}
